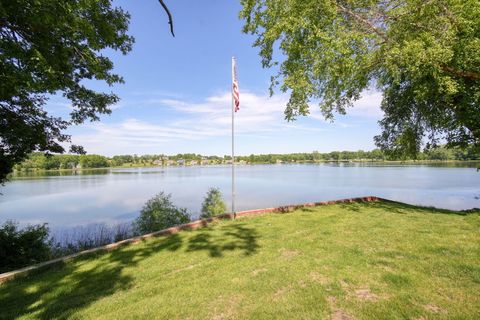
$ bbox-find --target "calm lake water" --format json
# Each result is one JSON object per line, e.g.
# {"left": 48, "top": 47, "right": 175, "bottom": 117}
{"left": 1, "top": 164, "right": 479, "bottom": 229}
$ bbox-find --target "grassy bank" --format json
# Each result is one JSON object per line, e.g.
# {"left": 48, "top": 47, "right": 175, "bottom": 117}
{"left": 1, "top": 201, "right": 479, "bottom": 319}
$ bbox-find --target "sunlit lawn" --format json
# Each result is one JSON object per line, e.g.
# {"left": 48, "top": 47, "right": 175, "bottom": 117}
{"left": 1, "top": 200, "right": 479, "bottom": 319}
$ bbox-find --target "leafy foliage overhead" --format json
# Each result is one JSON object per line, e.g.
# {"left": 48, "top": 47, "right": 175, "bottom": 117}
{"left": 0, "top": 0, "right": 134, "bottom": 183}
{"left": 240, "top": 0, "right": 480, "bottom": 157}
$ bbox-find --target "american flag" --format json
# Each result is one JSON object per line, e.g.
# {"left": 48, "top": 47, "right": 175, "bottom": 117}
{"left": 232, "top": 58, "right": 240, "bottom": 112}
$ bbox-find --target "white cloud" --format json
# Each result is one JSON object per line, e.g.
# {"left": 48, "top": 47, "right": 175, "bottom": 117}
{"left": 308, "top": 90, "right": 383, "bottom": 121}
{"left": 348, "top": 91, "right": 383, "bottom": 117}
{"left": 70, "top": 91, "right": 291, "bottom": 154}
{"left": 70, "top": 90, "right": 381, "bottom": 155}
{"left": 161, "top": 91, "right": 288, "bottom": 128}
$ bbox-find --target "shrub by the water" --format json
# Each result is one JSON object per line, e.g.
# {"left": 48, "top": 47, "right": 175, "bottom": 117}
{"left": 0, "top": 221, "right": 51, "bottom": 273}
{"left": 134, "top": 192, "right": 191, "bottom": 234}
{"left": 1, "top": 192, "right": 193, "bottom": 272}
{"left": 200, "top": 187, "right": 227, "bottom": 219}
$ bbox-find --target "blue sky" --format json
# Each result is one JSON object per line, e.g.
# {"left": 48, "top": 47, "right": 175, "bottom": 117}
{"left": 50, "top": 1, "right": 384, "bottom": 157}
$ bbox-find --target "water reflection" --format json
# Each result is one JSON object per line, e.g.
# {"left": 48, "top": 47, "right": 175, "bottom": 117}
{"left": 10, "top": 169, "right": 111, "bottom": 179}
{"left": 1, "top": 164, "right": 479, "bottom": 229}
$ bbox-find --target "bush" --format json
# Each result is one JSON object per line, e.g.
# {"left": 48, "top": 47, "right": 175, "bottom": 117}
{"left": 200, "top": 187, "right": 227, "bottom": 219}
{"left": 0, "top": 221, "right": 52, "bottom": 273}
{"left": 134, "top": 192, "right": 190, "bottom": 234}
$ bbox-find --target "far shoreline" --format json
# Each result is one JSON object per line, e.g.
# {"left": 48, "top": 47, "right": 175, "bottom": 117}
{"left": 9, "top": 159, "right": 480, "bottom": 177}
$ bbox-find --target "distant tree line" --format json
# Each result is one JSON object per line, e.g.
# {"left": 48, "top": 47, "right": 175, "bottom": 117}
{"left": 237, "top": 146, "right": 480, "bottom": 164}
{"left": 12, "top": 147, "right": 480, "bottom": 172}
{"left": 15, "top": 153, "right": 109, "bottom": 171}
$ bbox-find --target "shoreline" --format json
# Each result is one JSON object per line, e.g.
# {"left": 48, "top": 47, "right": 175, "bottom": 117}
{"left": 1, "top": 196, "right": 478, "bottom": 285}
{"left": 9, "top": 159, "right": 480, "bottom": 176}
{"left": 0, "top": 196, "right": 443, "bottom": 284}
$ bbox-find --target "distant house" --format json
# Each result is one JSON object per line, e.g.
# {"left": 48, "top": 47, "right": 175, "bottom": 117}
{"left": 276, "top": 159, "right": 283, "bottom": 164}
{"left": 177, "top": 159, "right": 185, "bottom": 166}
{"left": 153, "top": 159, "right": 162, "bottom": 166}
{"left": 188, "top": 160, "right": 198, "bottom": 166}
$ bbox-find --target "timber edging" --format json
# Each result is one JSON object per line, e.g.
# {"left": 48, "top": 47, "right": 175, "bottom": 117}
{"left": 0, "top": 196, "right": 381, "bottom": 284}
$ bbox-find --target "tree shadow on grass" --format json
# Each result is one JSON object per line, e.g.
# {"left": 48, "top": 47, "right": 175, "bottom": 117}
{"left": 0, "top": 233, "right": 183, "bottom": 320}
{"left": 0, "top": 222, "right": 262, "bottom": 320}
{"left": 187, "top": 223, "right": 260, "bottom": 258}
{"left": 338, "top": 199, "right": 479, "bottom": 216}
{"left": 298, "top": 207, "right": 316, "bottom": 213}
{"left": 338, "top": 202, "right": 363, "bottom": 212}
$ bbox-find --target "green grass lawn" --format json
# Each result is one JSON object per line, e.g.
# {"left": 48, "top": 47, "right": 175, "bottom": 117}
{"left": 1, "top": 200, "right": 479, "bottom": 319}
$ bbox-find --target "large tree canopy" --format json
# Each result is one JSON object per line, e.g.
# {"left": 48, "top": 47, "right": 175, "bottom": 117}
{"left": 240, "top": 0, "right": 480, "bottom": 157}
{"left": 0, "top": 0, "right": 134, "bottom": 183}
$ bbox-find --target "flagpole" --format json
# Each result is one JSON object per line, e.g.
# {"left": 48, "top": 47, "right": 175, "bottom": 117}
{"left": 231, "top": 56, "right": 236, "bottom": 219}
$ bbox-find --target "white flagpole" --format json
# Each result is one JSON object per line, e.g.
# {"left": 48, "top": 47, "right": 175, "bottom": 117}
{"left": 231, "top": 57, "right": 236, "bottom": 219}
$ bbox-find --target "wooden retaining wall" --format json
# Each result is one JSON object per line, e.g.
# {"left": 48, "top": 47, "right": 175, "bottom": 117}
{"left": 0, "top": 196, "right": 380, "bottom": 284}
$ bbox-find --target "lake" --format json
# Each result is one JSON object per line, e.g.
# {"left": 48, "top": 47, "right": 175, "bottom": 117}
{"left": 1, "top": 164, "right": 479, "bottom": 229}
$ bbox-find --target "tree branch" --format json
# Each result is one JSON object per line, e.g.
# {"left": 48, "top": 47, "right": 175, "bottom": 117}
{"left": 336, "top": 3, "right": 388, "bottom": 41}
{"left": 158, "top": 0, "right": 175, "bottom": 37}
{"left": 441, "top": 64, "right": 480, "bottom": 81}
